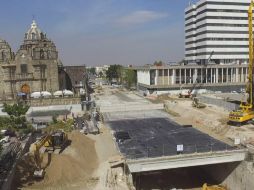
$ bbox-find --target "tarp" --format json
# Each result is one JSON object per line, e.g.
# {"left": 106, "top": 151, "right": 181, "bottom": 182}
{"left": 31, "top": 91, "right": 52, "bottom": 98}
{"left": 31, "top": 92, "right": 41, "bottom": 98}
{"left": 53, "top": 91, "right": 63, "bottom": 96}
{"left": 53, "top": 90, "right": 74, "bottom": 97}
{"left": 41, "top": 91, "right": 52, "bottom": 97}
{"left": 17, "top": 92, "right": 26, "bottom": 96}
{"left": 63, "top": 89, "right": 74, "bottom": 96}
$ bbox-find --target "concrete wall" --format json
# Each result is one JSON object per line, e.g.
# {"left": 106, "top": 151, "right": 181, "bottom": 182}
{"left": 137, "top": 70, "right": 150, "bottom": 86}
{"left": 224, "top": 161, "right": 254, "bottom": 190}
{"left": 198, "top": 95, "right": 239, "bottom": 111}
{"left": 203, "top": 160, "right": 254, "bottom": 190}
{"left": 0, "top": 97, "right": 81, "bottom": 107}
{"left": 1, "top": 134, "right": 35, "bottom": 190}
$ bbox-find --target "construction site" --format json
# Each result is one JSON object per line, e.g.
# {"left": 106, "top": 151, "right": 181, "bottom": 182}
{"left": 0, "top": 83, "right": 252, "bottom": 190}
{"left": 2, "top": 0, "right": 254, "bottom": 190}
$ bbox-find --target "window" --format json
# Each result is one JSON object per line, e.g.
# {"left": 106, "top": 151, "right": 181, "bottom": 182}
{"left": 41, "top": 33, "right": 44, "bottom": 39}
{"left": 164, "top": 69, "right": 168, "bottom": 76}
{"left": 1, "top": 51, "right": 5, "bottom": 61}
{"left": 21, "top": 64, "right": 28, "bottom": 74}
{"left": 40, "top": 49, "right": 44, "bottom": 59}
{"left": 158, "top": 70, "right": 163, "bottom": 76}
{"left": 32, "top": 33, "right": 36, "bottom": 40}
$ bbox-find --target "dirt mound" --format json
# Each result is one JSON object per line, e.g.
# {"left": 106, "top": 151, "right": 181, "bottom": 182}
{"left": 12, "top": 131, "right": 98, "bottom": 190}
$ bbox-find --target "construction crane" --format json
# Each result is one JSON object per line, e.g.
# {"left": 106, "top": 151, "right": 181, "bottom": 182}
{"left": 29, "top": 130, "right": 68, "bottom": 177}
{"left": 228, "top": 1, "right": 254, "bottom": 124}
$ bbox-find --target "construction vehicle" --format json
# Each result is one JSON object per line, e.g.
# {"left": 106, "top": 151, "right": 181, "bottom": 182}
{"left": 202, "top": 183, "right": 227, "bottom": 190}
{"left": 228, "top": 1, "right": 254, "bottom": 124}
{"left": 179, "top": 51, "right": 214, "bottom": 98}
{"left": 29, "top": 130, "right": 68, "bottom": 177}
{"left": 192, "top": 97, "right": 206, "bottom": 108}
{"left": 179, "top": 88, "right": 192, "bottom": 98}
{"left": 44, "top": 130, "right": 68, "bottom": 153}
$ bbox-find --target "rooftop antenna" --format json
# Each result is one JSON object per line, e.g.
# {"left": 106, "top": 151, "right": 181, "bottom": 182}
{"left": 32, "top": 14, "right": 36, "bottom": 21}
{"left": 189, "top": 1, "right": 193, "bottom": 6}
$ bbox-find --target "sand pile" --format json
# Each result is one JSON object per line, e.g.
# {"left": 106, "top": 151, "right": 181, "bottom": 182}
{"left": 12, "top": 131, "right": 98, "bottom": 190}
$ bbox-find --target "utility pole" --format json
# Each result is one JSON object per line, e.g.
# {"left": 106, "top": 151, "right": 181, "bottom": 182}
{"left": 81, "top": 65, "right": 91, "bottom": 111}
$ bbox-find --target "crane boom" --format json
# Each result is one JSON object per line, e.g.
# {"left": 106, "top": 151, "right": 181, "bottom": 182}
{"left": 248, "top": 0, "right": 254, "bottom": 107}
{"left": 228, "top": 0, "right": 254, "bottom": 124}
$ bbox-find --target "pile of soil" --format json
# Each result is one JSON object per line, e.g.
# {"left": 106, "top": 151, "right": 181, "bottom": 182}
{"left": 12, "top": 131, "right": 98, "bottom": 190}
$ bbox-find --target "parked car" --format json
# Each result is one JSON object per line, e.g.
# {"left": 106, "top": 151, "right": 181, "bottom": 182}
{"left": 1, "top": 129, "right": 16, "bottom": 137}
{"left": 0, "top": 136, "right": 10, "bottom": 144}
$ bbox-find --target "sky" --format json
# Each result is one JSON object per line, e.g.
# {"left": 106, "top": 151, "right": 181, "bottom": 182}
{"left": 0, "top": 0, "right": 192, "bottom": 66}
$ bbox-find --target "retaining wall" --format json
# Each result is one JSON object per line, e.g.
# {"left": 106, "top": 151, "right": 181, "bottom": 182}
{"left": 198, "top": 95, "right": 239, "bottom": 111}
{"left": 1, "top": 134, "right": 35, "bottom": 190}
{"left": 0, "top": 97, "right": 81, "bottom": 107}
{"left": 100, "top": 103, "right": 164, "bottom": 113}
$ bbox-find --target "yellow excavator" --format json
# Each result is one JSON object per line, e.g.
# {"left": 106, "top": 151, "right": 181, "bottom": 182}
{"left": 29, "top": 130, "right": 68, "bottom": 177}
{"left": 229, "top": 0, "right": 254, "bottom": 124}
{"left": 202, "top": 183, "right": 227, "bottom": 190}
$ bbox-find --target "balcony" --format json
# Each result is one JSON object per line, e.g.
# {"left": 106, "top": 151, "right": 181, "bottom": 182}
{"left": 4, "top": 73, "right": 34, "bottom": 82}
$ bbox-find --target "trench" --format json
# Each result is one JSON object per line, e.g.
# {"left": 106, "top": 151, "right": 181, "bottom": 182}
{"left": 132, "top": 162, "right": 241, "bottom": 190}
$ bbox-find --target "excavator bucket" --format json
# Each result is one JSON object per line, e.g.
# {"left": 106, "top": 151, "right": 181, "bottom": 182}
{"left": 34, "top": 169, "right": 45, "bottom": 178}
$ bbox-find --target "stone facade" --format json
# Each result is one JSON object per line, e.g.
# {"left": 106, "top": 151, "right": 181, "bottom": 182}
{"left": 58, "top": 66, "right": 86, "bottom": 94}
{"left": 0, "top": 20, "right": 60, "bottom": 99}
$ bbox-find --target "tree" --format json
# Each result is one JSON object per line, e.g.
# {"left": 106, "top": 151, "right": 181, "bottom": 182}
{"left": 2, "top": 102, "right": 30, "bottom": 128}
{"left": 123, "top": 68, "right": 136, "bottom": 89}
{"left": 106, "top": 65, "right": 123, "bottom": 83}
{"left": 87, "top": 67, "right": 96, "bottom": 75}
{"left": 99, "top": 71, "right": 104, "bottom": 78}
{"left": 0, "top": 133, "right": 2, "bottom": 154}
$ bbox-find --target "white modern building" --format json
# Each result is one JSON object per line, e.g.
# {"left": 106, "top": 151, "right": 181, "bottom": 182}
{"left": 185, "top": 0, "right": 251, "bottom": 65}
{"left": 136, "top": 64, "right": 247, "bottom": 95}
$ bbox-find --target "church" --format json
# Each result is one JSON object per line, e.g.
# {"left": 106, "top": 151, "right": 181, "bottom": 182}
{"left": 0, "top": 20, "right": 60, "bottom": 100}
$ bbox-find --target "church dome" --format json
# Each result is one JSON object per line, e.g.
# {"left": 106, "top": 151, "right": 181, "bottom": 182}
{"left": 24, "top": 20, "right": 45, "bottom": 41}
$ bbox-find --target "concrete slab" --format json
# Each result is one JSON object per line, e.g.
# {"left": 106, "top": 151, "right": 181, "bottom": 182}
{"left": 127, "top": 150, "right": 247, "bottom": 173}
{"left": 107, "top": 115, "right": 236, "bottom": 160}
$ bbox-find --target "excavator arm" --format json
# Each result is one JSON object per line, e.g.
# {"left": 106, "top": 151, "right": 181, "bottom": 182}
{"left": 29, "top": 134, "right": 51, "bottom": 177}
{"left": 29, "top": 130, "right": 68, "bottom": 177}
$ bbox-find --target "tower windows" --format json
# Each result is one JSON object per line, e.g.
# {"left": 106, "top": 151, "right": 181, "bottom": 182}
{"left": 40, "top": 49, "right": 44, "bottom": 59}
{"left": 21, "top": 64, "right": 28, "bottom": 74}
{"left": 32, "top": 33, "right": 36, "bottom": 40}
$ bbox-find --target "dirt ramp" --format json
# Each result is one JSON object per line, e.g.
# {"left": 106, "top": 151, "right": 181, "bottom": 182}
{"left": 12, "top": 131, "right": 98, "bottom": 190}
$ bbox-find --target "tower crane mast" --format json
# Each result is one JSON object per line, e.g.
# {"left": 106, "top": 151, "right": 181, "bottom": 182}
{"left": 228, "top": 0, "right": 254, "bottom": 124}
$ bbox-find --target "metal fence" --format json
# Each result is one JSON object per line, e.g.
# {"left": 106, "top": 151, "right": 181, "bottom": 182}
{"left": 100, "top": 104, "right": 164, "bottom": 113}
{"left": 197, "top": 95, "right": 239, "bottom": 111}
{"left": 122, "top": 143, "right": 236, "bottom": 160}
{"left": 103, "top": 110, "right": 168, "bottom": 122}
